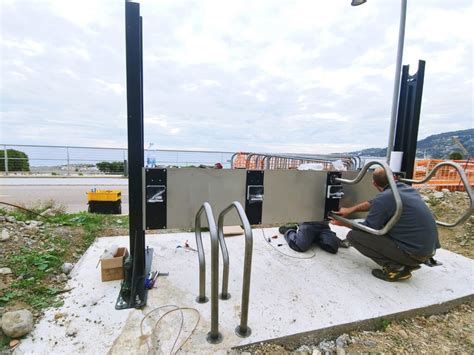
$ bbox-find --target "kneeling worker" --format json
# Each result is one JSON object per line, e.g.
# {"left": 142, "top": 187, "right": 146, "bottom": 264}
{"left": 330, "top": 167, "right": 440, "bottom": 282}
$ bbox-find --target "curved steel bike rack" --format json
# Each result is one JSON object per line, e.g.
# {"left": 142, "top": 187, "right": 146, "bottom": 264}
{"left": 194, "top": 202, "right": 223, "bottom": 344}
{"left": 399, "top": 161, "right": 474, "bottom": 227}
{"left": 328, "top": 161, "right": 403, "bottom": 236}
{"left": 217, "top": 201, "right": 253, "bottom": 338}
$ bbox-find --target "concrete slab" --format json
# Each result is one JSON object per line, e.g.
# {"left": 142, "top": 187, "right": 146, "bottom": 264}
{"left": 17, "top": 226, "right": 474, "bottom": 354}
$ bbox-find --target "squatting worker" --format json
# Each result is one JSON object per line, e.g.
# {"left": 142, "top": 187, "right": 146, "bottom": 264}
{"left": 329, "top": 167, "right": 440, "bottom": 282}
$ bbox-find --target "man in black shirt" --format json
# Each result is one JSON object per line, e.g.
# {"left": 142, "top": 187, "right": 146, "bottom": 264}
{"left": 330, "top": 167, "right": 440, "bottom": 282}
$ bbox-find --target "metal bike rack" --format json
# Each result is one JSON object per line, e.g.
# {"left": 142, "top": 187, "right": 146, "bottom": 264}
{"left": 399, "top": 161, "right": 474, "bottom": 227}
{"left": 194, "top": 202, "right": 223, "bottom": 344}
{"left": 217, "top": 201, "right": 253, "bottom": 338}
{"left": 328, "top": 161, "right": 403, "bottom": 236}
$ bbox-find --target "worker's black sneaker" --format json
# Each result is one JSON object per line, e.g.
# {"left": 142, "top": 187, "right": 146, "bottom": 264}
{"left": 278, "top": 224, "right": 298, "bottom": 235}
{"left": 371, "top": 267, "right": 412, "bottom": 282}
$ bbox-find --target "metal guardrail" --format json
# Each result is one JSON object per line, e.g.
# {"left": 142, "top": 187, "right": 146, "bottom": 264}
{"left": 328, "top": 161, "right": 403, "bottom": 235}
{"left": 231, "top": 152, "right": 360, "bottom": 170}
{"left": 194, "top": 202, "right": 223, "bottom": 344}
{"left": 217, "top": 201, "right": 253, "bottom": 338}
{"left": 0, "top": 144, "right": 234, "bottom": 175}
{"left": 400, "top": 161, "right": 474, "bottom": 227}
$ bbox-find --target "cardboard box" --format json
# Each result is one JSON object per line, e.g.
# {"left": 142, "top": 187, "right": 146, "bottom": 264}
{"left": 101, "top": 247, "right": 128, "bottom": 282}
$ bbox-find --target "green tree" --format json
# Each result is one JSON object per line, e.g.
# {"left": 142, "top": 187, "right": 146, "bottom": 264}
{"left": 448, "top": 151, "right": 463, "bottom": 160}
{"left": 0, "top": 149, "right": 30, "bottom": 172}
{"left": 96, "top": 161, "right": 124, "bottom": 174}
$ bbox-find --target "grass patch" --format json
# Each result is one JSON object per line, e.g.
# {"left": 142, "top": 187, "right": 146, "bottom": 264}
{"left": 0, "top": 203, "right": 129, "bottom": 350}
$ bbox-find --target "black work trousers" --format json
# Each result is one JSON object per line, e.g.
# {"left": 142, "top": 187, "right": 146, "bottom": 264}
{"left": 347, "top": 229, "right": 429, "bottom": 269}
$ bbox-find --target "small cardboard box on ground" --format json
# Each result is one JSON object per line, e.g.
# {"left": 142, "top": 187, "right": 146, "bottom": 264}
{"left": 101, "top": 247, "right": 128, "bottom": 282}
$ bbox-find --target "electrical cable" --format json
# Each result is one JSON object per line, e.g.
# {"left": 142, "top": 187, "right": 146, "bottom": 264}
{"left": 140, "top": 304, "right": 200, "bottom": 355}
{"left": 0, "top": 201, "right": 51, "bottom": 220}
{"left": 261, "top": 227, "right": 315, "bottom": 259}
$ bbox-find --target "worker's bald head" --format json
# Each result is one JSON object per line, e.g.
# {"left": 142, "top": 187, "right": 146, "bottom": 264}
{"left": 373, "top": 167, "right": 389, "bottom": 189}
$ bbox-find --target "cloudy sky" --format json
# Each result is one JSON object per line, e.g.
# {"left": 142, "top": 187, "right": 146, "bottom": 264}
{"left": 0, "top": 0, "right": 472, "bottom": 154}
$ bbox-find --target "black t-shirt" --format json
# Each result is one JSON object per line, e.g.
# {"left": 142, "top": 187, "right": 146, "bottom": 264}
{"left": 361, "top": 183, "right": 440, "bottom": 256}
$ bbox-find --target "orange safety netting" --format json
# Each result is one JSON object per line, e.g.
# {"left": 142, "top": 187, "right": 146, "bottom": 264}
{"left": 413, "top": 159, "right": 473, "bottom": 192}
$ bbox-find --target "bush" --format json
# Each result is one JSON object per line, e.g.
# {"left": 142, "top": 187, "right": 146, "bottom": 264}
{"left": 96, "top": 161, "right": 125, "bottom": 174}
{"left": 0, "top": 149, "right": 30, "bottom": 172}
{"left": 448, "top": 151, "right": 464, "bottom": 160}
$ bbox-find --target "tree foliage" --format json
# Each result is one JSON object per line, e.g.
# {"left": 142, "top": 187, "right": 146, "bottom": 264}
{"left": 448, "top": 151, "right": 464, "bottom": 160}
{"left": 96, "top": 161, "right": 125, "bottom": 174}
{"left": 0, "top": 149, "right": 30, "bottom": 172}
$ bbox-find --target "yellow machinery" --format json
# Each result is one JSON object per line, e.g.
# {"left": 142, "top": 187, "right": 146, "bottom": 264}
{"left": 87, "top": 189, "right": 122, "bottom": 214}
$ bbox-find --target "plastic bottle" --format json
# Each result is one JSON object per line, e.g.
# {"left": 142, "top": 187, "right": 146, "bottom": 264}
{"left": 146, "top": 143, "right": 156, "bottom": 168}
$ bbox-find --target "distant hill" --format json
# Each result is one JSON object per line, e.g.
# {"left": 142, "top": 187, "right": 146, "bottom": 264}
{"left": 347, "top": 129, "right": 473, "bottom": 159}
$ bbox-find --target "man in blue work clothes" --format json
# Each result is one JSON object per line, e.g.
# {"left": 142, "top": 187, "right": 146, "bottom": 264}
{"left": 330, "top": 167, "right": 440, "bottom": 282}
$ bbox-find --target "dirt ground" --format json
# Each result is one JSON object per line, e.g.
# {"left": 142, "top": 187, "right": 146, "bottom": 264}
{"left": 1, "top": 189, "right": 473, "bottom": 353}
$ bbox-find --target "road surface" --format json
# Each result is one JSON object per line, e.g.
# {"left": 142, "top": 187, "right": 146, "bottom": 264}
{"left": 0, "top": 178, "right": 129, "bottom": 214}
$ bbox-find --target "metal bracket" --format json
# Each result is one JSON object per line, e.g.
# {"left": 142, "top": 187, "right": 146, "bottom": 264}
{"left": 145, "top": 168, "right": 167, "bottom": 229}
{"left": 245, "top": 171, "right": 264, "bottom": 224}
{"left": 324, "top": 172, "right": 342, "bottom": 220}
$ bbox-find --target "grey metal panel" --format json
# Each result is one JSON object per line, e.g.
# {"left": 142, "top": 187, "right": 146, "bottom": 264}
{"left": 167, "top": 169, "right": 247, "bottom": 229}
{"left": 262, "top": 170, "right": 327, "bottom": 224}
{"left": 340, "top": 171, "right": 377, "bottom": 218}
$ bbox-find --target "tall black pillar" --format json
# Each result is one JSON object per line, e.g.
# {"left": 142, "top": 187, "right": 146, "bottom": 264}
{"left": 116, "top": 0, "right": 150, "bottom": 310}
{"left": 393, "top": 60, "right": 426, "bottom": 180}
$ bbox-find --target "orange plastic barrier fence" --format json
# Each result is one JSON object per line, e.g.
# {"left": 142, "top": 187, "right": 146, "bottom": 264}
{"left": 413, "top": 159, "right": 473, "bottom": 192}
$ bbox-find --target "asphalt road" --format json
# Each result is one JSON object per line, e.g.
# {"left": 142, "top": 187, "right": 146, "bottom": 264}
{"left": 0, "top": 178, "right": 129, "bottom": 214}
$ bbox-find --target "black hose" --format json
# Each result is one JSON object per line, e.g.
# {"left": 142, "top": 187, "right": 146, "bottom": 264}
{"left": 0, "top": 201, "right": 51, "bottom": 220}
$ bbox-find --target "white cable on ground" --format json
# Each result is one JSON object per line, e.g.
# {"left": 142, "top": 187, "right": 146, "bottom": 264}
{"left": 140, "top": 305, "right": 200, "bottom": 355}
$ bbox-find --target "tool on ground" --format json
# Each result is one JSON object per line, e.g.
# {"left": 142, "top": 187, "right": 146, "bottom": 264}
{"left": 145, "top": 271, "right": 169, "bottom": 289}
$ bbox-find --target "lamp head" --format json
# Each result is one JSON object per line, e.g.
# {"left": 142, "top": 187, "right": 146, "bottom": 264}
{"left": 351, "top": 0, "right": 367, "bottom": 6}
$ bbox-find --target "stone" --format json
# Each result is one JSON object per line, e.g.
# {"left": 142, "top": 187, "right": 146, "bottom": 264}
{"left": 61, "top": 263, "right": 74, "bottom": 275}
{"left": 318, "top": 340, "right": 336, "bottom": 352}
{"left": 433, "top": 191, "right": 444, "bottom": 199}
{"left": 6, "top": 216, "right": 16, "bottom": 223}
{"left": 336, "top": 347, "right": 346, "bottom": 355}
{"left": 1, "top": 309, "right": 34, "bottom": 338}
{"left": 441, "top": 188, "right": 450, "bottom": 194}
{"left": 0, "top": 280, "right": 7, "bottom": 291}
{"left": 398, "top": 329, "right": 409, "bottom": 338}
{"left": 336, "top": 333, "right": 350, "bottom": 348}
{"left": 312, "top": 350, "right": 322, "bottom": 355}
{"left": 363, "top": 340, "right": 377, "bottom": 348}
{"left": 0, "top": 268, "right": 12, "bottom": 275}
{"left": 57, "top": 273, "right": 68, "bottom": 282}
{"left": 422, "top": 195, "right": 430, "bottom": 202}
{"left": 1, "top": 229, "right": 10, "bottom": 242}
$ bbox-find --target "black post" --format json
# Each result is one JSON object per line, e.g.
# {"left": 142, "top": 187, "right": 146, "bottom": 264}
{"left": 116, "top": 0, "right": 152, "bottom": 310}
{"left": 393, "top": 60, "right": 426, "bottom": 180}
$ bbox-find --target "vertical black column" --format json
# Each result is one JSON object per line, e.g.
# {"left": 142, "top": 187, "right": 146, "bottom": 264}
{"left": 394, "top": 60, "right": 426, "bottom": 180}
{"left": 125, "top": 0, "right": 145, "bottom": 303}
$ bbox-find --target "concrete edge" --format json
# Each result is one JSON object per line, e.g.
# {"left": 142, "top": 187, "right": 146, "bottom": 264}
{"left": 233, "top": 294, "right": 474, "bottom": 350}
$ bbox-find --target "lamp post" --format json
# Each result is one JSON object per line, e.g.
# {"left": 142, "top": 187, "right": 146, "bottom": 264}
{"left": 352, "top": 0, "right": 408, "bottom": 163}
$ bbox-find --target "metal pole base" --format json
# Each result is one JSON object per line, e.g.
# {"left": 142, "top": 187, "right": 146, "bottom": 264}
{"left": 195, "top": 296, "right": 209, "bottom": 304}
{"left": 115, "top": 247, "right": 154, "bottom": 310}
{"left": 206, "top": 331, "right": 223, "bottom": 344}
{"left": 219, "top": 292, "right": 231, "bottom": 300}
{"left": 235, "top": 325, "right": 252, "bottom": 338}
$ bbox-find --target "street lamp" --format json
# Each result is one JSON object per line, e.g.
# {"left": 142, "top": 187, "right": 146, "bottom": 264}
{"left": 352, "top": 0, "right": 407, "bottom": 163}
{"left": 351, "top": 0, "right": 367, "bottom": 6}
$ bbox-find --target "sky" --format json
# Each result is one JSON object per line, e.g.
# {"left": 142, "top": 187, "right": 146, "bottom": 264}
{"left": 0, "top": 0, "right": 472, "bottom": 154}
